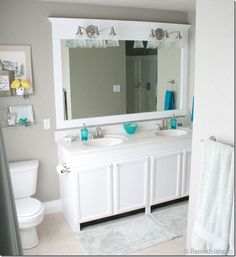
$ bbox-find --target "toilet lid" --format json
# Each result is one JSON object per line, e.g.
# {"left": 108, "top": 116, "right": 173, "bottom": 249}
{"left": 15, "top": 198, "right": 43, "bottom": 217}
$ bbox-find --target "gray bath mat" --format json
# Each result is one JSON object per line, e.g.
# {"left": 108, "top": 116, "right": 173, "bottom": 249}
{"left": 77, "top": 213, "right": 174, "bottom": 255}
{"left": 152, "top": 201, "right": 188, "bottom": 237}
{"left": 77, "top": 201, "right": 188, "bottom": 255}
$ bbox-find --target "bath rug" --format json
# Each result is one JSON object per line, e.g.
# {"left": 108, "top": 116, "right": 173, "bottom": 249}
{"left": 77, "top": 213, "right": 174, "bottom": 255}
{"left": 151, "top": 201, "right": 188, "bottom": 237}
{"left": 77, "top": 201, "right": 188, "bottom": 255}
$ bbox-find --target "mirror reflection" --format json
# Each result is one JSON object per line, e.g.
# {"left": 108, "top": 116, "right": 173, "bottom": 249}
{"left": 61, "top": 40, "right": 181, "bottom": 120}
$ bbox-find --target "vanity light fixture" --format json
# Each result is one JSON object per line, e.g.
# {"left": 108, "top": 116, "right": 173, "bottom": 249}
{"left": 72, "top": 25, "right": 119, "bottom": 48}
{"left": 133, "top": 41, "right": 145, "bottom": 49}
{"left": 106, "top": 27, "right": 119, "bottom": 47}
{"left": 146, "top": 28, "right": 183, "bottom": 49}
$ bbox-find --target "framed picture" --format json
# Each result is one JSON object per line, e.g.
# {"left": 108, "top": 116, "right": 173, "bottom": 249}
{"left": 8, "top": 104, "right": 35, "bottom": 126}
{"left": 0, "top": 45, "right": 33, "bottom": 95}
{"left": 0, "top": 70, "right": 15, "bottom": 96}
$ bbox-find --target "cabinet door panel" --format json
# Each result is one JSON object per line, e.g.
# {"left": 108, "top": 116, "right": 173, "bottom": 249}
{"left": 182, "top": 150, "right": 191, "bottom": 196}
{"left": 114, "top": 157, "right": 148, "bottom": 214}
{"left": 151, "top": 151, "right": 182, "bottom": 204}
{"left": 77, "top": 165, "right": 112, "bottom": 222}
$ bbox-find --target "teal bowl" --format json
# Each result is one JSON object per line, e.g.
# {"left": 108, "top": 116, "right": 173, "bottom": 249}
{"left": 123, "top": 123, "right": 138, "bottom": 134}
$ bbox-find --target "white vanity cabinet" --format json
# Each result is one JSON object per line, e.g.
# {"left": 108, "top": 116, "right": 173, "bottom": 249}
{"left": 113, "top": 157, "right": 149, "bottom": 214}
{"left": 150, "top": 151, "right": 182, "bottom": 205}
{"left": 76, "top": 157, "right": 149, "bottom": 223}
{"left": 76, "top": 164, "right": 113, "bottom": 223}
{"left": 57, "top": 135, "right": 192, "bottom": 233}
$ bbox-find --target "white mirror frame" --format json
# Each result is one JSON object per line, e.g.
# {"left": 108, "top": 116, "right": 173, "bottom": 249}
{"left": 49, "top": 18, "right": 190, "bottom": 129}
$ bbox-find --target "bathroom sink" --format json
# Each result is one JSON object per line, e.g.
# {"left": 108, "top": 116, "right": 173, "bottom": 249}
{"left": 85, "top": 136, "right": 127, "bottom": 147}
{"left": 156, "top": 129, "right": 188, "bottom": 137}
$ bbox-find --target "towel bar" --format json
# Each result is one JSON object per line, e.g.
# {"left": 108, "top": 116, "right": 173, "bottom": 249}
{"left": 209, "top": 136, "right": 216, "bottom": 141}
{"left": 201, "top": 136, "right": 234, "bottom": 148}
{"left": 200, "top": 136, "right": 216, "bottom": 143}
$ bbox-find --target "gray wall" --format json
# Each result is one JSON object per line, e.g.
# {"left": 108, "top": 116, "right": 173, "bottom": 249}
{"left": 69, "top": 43, "right": 126, "bottom": 119}
{"left": 0, "top": 0, "right": 188, "bottom": 202}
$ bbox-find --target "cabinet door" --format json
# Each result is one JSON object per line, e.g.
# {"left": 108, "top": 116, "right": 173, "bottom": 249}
{"left": 113, "top": 157, "right": 149, "bottom": 214}
{"left": 181, "top": 150, "right": 191, "bottom": 196}
{"left": 150, "top": 151, "right": 182, "bottom": 205}
{"left": 77, "top": 164, "right": 113, "bottom": 223}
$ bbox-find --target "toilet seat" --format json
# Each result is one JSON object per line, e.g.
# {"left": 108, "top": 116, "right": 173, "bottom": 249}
{"left": 15, "top": 197, "right": 44, "bottom": 229}
{"left": 16, "top": 197, "right": 42, "bottom": 217}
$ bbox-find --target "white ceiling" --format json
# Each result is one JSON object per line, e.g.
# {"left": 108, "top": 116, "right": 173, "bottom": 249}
{"left": 38, "top": 0, "right": 195, "bottom": 11}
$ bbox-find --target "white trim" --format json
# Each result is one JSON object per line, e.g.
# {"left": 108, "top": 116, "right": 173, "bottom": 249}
{"left": 49, "top": 17, "right": 190, "bottom": 129}
{"left": 181, "top": 149, "right": 191, "bottom": 196}
{"left": 43, "top": 199, "right": 62, "bottom": 214}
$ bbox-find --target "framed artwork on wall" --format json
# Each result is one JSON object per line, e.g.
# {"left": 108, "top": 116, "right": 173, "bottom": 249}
{"left": 0, "top": 45, "right": 33, "bottom": 96}
{"left": 0, "top": 69, "right": 14, "bottom": 96}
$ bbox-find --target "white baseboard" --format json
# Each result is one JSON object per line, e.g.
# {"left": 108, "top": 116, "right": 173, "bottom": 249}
{"left": 43, "top": 199, "right": 62, "bottom": 214}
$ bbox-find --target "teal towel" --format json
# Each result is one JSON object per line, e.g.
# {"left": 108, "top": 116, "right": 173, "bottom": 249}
{"left": 191, "top": 96, "right": 194, "bottom": 122}
{"left": 164, "top": 90, "right": 175, "bottom": 110}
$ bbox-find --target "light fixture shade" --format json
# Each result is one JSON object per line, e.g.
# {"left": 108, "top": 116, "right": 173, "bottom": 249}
{"left": 93, "top": 39, "right": 107, "bottom": 48}
{"left": 106, "top": 26, "right": 119, "bottom": 47}
{"left": 146, "top": 29, "right": 158, "bottom": 49}
{"left": 146, "top": 41, "right": 157, "bottom": 49}
{"left": 65, "top": 40, "right": 77, "bottom": 48}
{"left": 159, "top": 39, "right": 172, "bottom": 49}
{"left": 133, "top": 41, "right": 144, "bottom": 49}
{"left": 106, "top": 39, "right": 119, "bottom": 47}
{"left": 175, "top": 35, "right": 184, "bottom": 48}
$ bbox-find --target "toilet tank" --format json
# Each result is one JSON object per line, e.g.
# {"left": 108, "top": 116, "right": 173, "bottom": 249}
{"left": 9, "top": 160, "right": 39, "bottom": 199}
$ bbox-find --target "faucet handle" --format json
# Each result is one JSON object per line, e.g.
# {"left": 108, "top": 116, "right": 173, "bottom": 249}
{"left": 93, "top": 126, "right": 104, "bottom": 138}
{"left": 156, "top": 123, "right": 161, "bottom": 133}
{"left": 159, "top": 119, "right": 169, "bottom": 130}
{"left": 163, "top": 119, "right": 169, "bottom": 129}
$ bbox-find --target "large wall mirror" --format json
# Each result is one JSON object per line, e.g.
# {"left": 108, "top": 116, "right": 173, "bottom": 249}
{"left": 49, "top": 18, "right": 190, "bottom": 129}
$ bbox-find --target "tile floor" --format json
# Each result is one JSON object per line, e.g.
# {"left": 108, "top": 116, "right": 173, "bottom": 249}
{"left": 24, "top": 213, "right": 187, "bottom": 255}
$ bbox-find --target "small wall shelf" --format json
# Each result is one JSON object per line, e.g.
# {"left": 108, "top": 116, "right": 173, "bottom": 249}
{"left": 1, "top": 122, "right": 36, "bottom": 128}
{"left": 0, "top": 104, "right": 35, "bottom": 128}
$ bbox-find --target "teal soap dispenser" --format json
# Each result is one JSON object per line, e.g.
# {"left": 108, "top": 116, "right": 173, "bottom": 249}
{"left": 170, "top": 115, "right": 177, "bottom": 129}
{"left": 81, "top": 123, "right": 88, "bottom": 141}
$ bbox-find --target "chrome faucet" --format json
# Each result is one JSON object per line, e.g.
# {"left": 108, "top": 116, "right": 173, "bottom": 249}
{"left": 93, "top": 126, "right": 104, "bottom": 139}
{"left": 160, "top": 119, "right": 169, "bottom": 130}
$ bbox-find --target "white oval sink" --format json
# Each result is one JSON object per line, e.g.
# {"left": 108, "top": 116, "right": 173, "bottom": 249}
{"left": 156, "top": 129, "right": 188, "bottom": 137}
{"left": 85, "top": 136, "right": 127, "bottom": 147}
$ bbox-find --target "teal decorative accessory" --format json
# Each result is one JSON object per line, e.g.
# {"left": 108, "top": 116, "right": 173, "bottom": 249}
{"left": 19, "top": 118, "right": 27, "bottom": 126}
{"left": 170, "top": 115, "right": 177, "bottom": 129}
{"left": 123, "top": 123, "right": 137, "bottom": 134}
{"left": 191, "top": 96, "right": 194, "bottom": 122}
{"left": 81, "top": 123, "right": 88, "bottom": 141}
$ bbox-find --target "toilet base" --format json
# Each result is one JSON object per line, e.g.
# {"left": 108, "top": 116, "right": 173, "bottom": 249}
{"left": 20, "top": 227, "right": 39, "bottom": 249}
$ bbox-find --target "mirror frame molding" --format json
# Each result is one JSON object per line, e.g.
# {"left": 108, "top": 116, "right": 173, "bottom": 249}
{"left": 49, "top": 17, "right": 190, "bottom": 129}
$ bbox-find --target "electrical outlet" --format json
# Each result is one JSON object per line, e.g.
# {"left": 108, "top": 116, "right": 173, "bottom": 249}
{"left": 113, "top": 84, "right": 120, "bottom": 93}
{"left": 43, "top": 119, "right": 50, "bottom": 130}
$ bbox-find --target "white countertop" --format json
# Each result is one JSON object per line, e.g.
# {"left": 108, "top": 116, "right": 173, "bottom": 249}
{"left": 57, "top": 127, "right": 192, "bottom": 154}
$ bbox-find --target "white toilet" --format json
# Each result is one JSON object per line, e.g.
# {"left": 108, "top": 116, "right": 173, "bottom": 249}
{"left": 9, "top": 160, "right": 44, "bottom": 249}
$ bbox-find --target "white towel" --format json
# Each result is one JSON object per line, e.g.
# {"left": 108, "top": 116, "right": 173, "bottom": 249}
{"left": 192, "top": 139, "right": 234, "bottom": 255}
{"left": 228, "top": 196, "right": 234, "bottom": 255}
